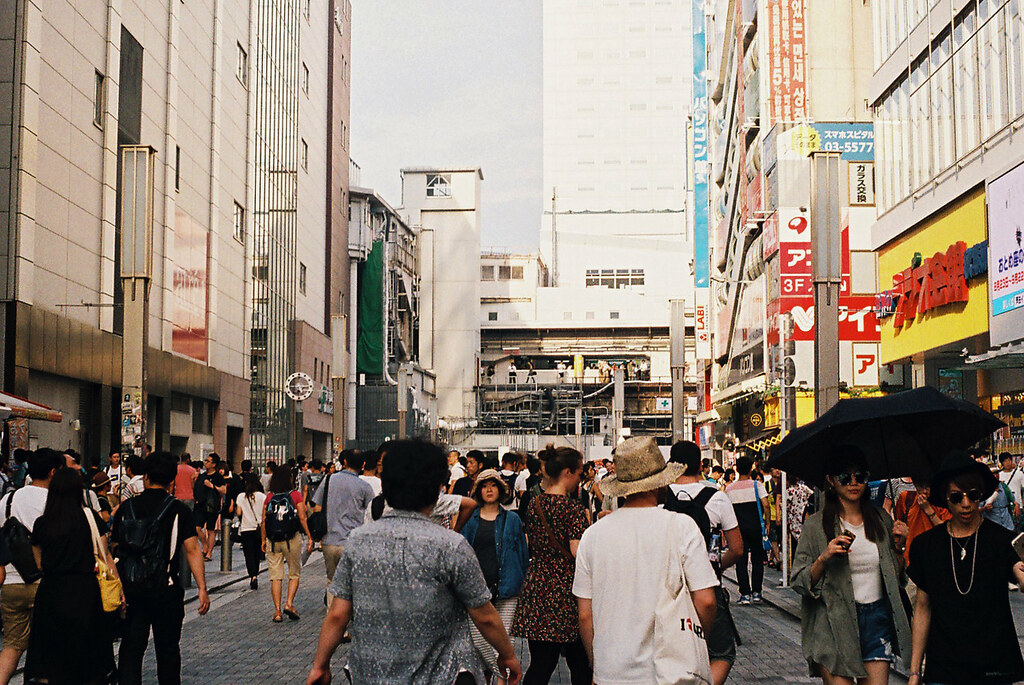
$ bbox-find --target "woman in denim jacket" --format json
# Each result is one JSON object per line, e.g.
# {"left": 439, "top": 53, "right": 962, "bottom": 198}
{"left": 461, "top": 469, "right": 529, "bottom": 684}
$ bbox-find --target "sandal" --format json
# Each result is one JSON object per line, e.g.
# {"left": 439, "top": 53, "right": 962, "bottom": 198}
{"left": 283, "top": 606, "right": 300, "bottom": 621}
{"left": 272, "top": 613, "right": 283, "bottom": 623}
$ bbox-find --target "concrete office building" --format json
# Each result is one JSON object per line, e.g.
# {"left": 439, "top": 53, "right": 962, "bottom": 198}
{"left": 0, "top": 0, "right": 253, "bottom": 460}
{"left": 541, "top": 0, "right": 693, "bottom": 314}
{"left": 870, "top": 0, "right": 1024, "bottom": 453}
{"left": 401, "top": 168, "right": 482, "bottom": 422}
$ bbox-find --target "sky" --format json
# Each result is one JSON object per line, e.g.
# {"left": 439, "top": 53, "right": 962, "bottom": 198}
{"left": 350, "top": 1, "right": 543, "bottom": 249}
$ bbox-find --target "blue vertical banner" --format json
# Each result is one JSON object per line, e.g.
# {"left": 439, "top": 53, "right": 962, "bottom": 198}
{"left": 692, "top": 0, "right": 709, "bottom": 290}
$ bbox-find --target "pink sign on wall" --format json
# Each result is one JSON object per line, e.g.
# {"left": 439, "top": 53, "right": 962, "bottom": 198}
{"left": 171, "top": 209, "right": 209, "bottom": 362}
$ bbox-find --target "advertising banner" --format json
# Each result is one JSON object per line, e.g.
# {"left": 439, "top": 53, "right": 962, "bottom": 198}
{"left": 765, "top": 0, "right": 806, "bottom": 124}
{"left": 695, "top": 286, "right": 712, "bottom": 360}
{"left": 693, "top": 0, "right": 710, "bottom": 289}
{"left": 988, "top": 162, "right": 1024, "bottom": 346}
{"left": 170, "top": 209, "right": 209, "bottom": 362}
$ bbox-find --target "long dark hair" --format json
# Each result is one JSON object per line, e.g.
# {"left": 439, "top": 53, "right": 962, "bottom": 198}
{"left": 821, "top": 446, "right": 885, "bottom": 543}
{"left": 243, "top": 472, "right": 260, "bottom": 502}
{"left": 40, "top": 468, "right": 88, "bottom": 538}
{"left": 268, "top": 467, "right": 294, "bottom": 494}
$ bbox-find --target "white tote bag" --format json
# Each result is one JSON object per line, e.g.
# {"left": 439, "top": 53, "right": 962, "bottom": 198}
{"left": 652, "top": 519, "right": 713, "bottom": 685}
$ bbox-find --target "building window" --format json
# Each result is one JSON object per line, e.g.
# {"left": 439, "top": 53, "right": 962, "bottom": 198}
{"left": 301, "top": 139, "right": 308, "bottom": 171}
{"left": 426, "top": 174, "right": 451, "bottom": 198}
{"left": 236, "top": 43, "right": 248, "bottom": 87}
{"left": 487, "top": 311, "right": 498, "bottom": 321}
{"left": 299, "top": 263, "right": 307, "bottom": 294}
{"left": 233, "top": 202, "right": 245, "bottom": 243}
{"left": 610, "top": 311, "right": 620, "bottom": 320}
{"left": 174, "top": 145, "right": 181, "bottom": 192}
{"left": 481, "top": 265, "right": 495, "bottom": 280}
{"left": 93, "top": 71, "right": 104, "bottom": 128}
{"left": 563, "top": 312, "right": 573, "bottom": 320}
{"left": 586, "top": 311, "right": 595, "bottom": 320}
{"left": 497, "top": 265, "right": 524, "bottom": 280}
{"left": 585, "top": 268, "right": 644, "bottom": 288}
{"left": 302, "top": 62, "right": 309, "bottom": 95}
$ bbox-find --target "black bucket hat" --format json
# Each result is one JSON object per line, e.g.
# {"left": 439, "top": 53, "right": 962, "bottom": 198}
{"left": 928, "top": 449, "right": 999, "bottom": 508}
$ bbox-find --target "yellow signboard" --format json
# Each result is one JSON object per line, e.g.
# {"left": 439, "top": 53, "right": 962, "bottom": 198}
{"left": 877, "top": 189, "right": 988, "bottom": 364}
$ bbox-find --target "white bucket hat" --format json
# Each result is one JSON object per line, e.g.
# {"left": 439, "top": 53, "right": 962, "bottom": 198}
{"left": 599, "top": 437, "right": 684, "bottom": 498}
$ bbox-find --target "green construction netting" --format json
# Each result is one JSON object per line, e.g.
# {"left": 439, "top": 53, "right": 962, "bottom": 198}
{"left": 357, "top": 241, "right": 384, "bottom": 375}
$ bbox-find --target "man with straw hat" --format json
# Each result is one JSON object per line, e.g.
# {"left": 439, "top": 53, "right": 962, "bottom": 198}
{"left": 572, "top": 437, "right": 719, "bottom": 684}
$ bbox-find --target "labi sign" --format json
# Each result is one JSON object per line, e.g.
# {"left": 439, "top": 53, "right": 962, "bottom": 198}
{"left": 875, "top": 240, "right": 988, "bottom": 327}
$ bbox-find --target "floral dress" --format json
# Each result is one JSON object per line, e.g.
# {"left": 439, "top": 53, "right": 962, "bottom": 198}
{"left": 787, "top": 481, "right": 814, "bottom": 540}
{"left": 511, "top": 493, "right": 588, "bottom": 642}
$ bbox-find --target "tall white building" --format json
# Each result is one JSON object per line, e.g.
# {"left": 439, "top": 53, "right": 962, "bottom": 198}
{"left": 541, "top": 0, "right": 693, "bottom": 315}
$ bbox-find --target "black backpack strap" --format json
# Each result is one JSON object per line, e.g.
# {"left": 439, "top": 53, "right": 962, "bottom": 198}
{"left": 4, "top": 491, "right": 13, "bottom": 520}
{"left": 694, "top": 486, "right": 716, "bottom": 509}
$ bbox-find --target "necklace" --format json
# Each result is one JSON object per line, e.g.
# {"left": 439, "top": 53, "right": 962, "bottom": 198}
{"left": 951, "top": 534, "right": 970, "bottom": 561}
{"left": 949, "top": 527, "right": 978, "bottom": 595}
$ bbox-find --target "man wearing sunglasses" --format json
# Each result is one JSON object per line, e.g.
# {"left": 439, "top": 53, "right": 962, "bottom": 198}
{"left": 907, "top": 450, "right": 1024, "bottom": 685}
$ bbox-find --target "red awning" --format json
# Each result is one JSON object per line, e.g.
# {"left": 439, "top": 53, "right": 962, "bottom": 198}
{"left": 0, "top": 392, "right": 63, "bottom": 422}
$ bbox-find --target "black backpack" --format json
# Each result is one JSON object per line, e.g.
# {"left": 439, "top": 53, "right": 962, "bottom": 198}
{"left": 664, "top": 485, "right": 717, "bottom": 546}
{"left": 265, "top": 492, "right": 300, "bottom": 542}
{"left": 116, "top": 495, "right": 178, "bottom": 593}
{"left": 1, "top": 492, "right": 41, "bottom": 583}
{"left": 306, "top": 475, "right": 329, "bottom": 542}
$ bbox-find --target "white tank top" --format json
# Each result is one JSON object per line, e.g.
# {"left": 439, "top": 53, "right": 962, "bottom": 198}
{"left": 842, "top": 520, "right": 883, "bottom": 604}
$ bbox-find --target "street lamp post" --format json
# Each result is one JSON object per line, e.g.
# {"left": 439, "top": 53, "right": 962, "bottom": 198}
{"left": 811, "top": 152, "right": 843, "bottom": 417}
{"left": 119, "top": 145, "right": 157, "bottom": 457}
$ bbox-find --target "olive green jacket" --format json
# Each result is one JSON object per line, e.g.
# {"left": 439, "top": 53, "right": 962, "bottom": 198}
{"left": 789, "top": 510, "right": 912, "bottom": 679}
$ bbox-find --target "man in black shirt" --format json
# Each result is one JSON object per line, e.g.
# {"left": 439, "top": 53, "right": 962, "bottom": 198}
{"left": 450, "top": 451, "right": 485, "bottom": 497}
{"left": 111, "top": 451, "right": 209, "bottom": 685}
{"left": 193, "top": 453, "right": 227, "bottom": 559}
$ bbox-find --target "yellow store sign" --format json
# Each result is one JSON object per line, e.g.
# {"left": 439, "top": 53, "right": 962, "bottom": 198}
{"left": 877, "top": 189, "right": 989, "bottom": 364}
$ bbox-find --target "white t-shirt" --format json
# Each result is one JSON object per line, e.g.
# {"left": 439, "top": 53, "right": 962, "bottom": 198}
{"left": 514, "top": 470, "right": 530, "bottom": 495}
{"left": 106, "top": 465, "right": 126, "bottom": 494}
{"left": 359, "top": 475, "right": 382, "bottom": 497}
{"left": 668, "top": 482, "right": 740, "bottom": 533}
{"left": 0, "top": 486, "right": 48, "bottom": 584}
{"left": 449, "top": 464, "right": 466, "bottom": 484}
{"left": 573, "top": 507, "right": 719, "bottom": 685}
{"left": 235, "top": 491, "right": 268, "bottom": 532}
{"left": 365, "top": 492, "right": 463, "bottom": 526}
{"left": 999, "top": 468, "right": 1024, "bottom": 505}
{"left": 843, "top": 521, "right": 883, "bottom": 604}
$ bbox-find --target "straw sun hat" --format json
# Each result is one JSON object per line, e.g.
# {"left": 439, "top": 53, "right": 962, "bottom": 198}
{"left": 599, "top": 436, "right": 684, "bottom": 498}
{"left": 471, "top": 468, "right": 510, "bottom": 500}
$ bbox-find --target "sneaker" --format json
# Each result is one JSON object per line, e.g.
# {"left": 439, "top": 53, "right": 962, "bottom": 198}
{"left": 752, "top": 592, "right": 763, "bottom": 604}
{"left": 1010, "top": 582, "right": 1020, "bottom": 592}
{"left": 737, "top": 594, "right": 752, "bottom": 606}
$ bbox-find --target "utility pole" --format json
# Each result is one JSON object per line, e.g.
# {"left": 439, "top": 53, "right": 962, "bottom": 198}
{"left": 811, "top": 152, "right": 842, "bottom": 417}
{"left": 670, "top": 299, "right": 687, "bottom": 443}
{"left": 612, "top": 367, "right": 625, "bottom": 445}
{"left": 550, "top": 188, "right": 558, "bottom": 287}
{"left": 119, "top": 146, "right": 157, "bottom": 458}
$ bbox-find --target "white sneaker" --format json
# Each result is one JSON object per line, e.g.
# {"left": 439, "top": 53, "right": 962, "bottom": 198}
{"left": 1010, "top": 582, "right": 1019, "bottom": 592}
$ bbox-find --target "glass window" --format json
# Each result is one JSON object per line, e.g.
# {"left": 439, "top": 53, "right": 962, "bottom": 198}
{"left": 609, "top": 311, "right": 620, "bottom": 320}
{"left": 980, "top": 8, "right": 1009, "bottom": 138}
{"left": 236, "top": 43, "right": 248, "bottom": 87}
{"left": 498, "top": 265, "right": 512, "bottom": 280}
{"left": 954, "top": 25, "right": 981, "bottom": 158}
{"left": 302, "top": 62, "right": 309, "bottom": 95}
{"left": 301, "top": 139, "right": 308, "bottom": 171}
{"left": 300, "top": 263, "right": 307, "bottom": 294}
{"left": 933, "top": 58, "right": 955, "bottom": 174}
{"left": 93, "top": 71, "right": 104, "bottom": 128}
{"left": 233, "top": 202, "right": 245, "bottom": 243}
{"left": 510, "top": 265, "right": 524, "bottom": 280}
{"left": 481, "top": 265, "right": 495, "bottom": 280}
{"left": 1008, "top": 0, "right": 1024, "bottom": 120}
{"left": 488, "top": 311, "right": 498, "bottom": 321}
{"left": 426, "top": 174, "right": 451, "bottom": 198}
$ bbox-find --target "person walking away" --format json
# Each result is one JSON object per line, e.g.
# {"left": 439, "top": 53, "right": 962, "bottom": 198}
{"left": 451, "top": 450, "right": 485, "bottom": 497}
{"left": 907, "top": 450, "right": 1024, "bottom": 685}
{"left": 667, "top": 440, "right": 744, "bottom": 685}
{"left": 574, "top": 437, "right": 718, "bottom": 685}
{"left": 359, "top": 451, "right": 382, "bottom": 497}
{"left": 306, "top": 439, "right": 522, "bottom": 685}
{"left": 260, "top": 460, "right": 276, "bottom": 492}
{"left": 120, "top": 455, "right": 146, "bottom": 501}
{"left": 882, "top": 476, "right": 916, "bottom": 516}
{"left": 0, "top": 449, "right": 61, "bottom": 685}
{"left": 262, "top": 467, "right": 314, "bottom": 622}
{"left": 766, "top": 468, "right": 784, "bottom": 568}
{"left": 790, "top": 445, "right": 911, "bottom": 685}
{"left": 193, "top": 453, "right": 226, "bottom": 560}
{"left": 725, "top": 456, "right": 770, "bottom": 604}
{"left": 235, "top": 474, "right": 267, "bottom": 590}
{"left": 238, "top": 458, "right": 263, "bottom": 493}
{"left": 218, "top": 460, "right": 241, "bottom": 551}
{"left": 311, "top": 449, "right": 374, "bottom": 597}
{"left": 173, "top": 453, "right": 197, "bottom": 511}
{"left": 998, "top": 451, "right": 1024, "bottom": 528}
{"left": 25, "top": 468, "right": 118, "bottom": 684}
{"left": 499, "top": 452, "right": 520, "bottom": 506}
{"left": 892, "top": 476, "right": 949, "bottom": 606}
{"left": 461, "top": 470, "right": 529, "bottom": 685}
{"left": 111, "top": 451, "right": 210, "bottom": 685}
{"left": 511, "top": 445, "right": 592, "bottom": 685}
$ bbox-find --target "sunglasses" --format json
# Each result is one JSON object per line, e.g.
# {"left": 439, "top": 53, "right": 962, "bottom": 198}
{"left": 835, "top": 471, "right": 870, "bottom": 486}
{"left": 947, "top": 488, "right": 983, "bottom": 505}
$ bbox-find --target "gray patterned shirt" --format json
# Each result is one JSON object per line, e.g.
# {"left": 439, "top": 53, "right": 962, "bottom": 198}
{"left": 330, "top": 509, "right": 492, "bottom": 684}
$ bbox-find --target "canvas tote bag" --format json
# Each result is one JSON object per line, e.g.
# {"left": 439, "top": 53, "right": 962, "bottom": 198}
{"left": 653, "top": 516, "right": 712, "bottom": 685}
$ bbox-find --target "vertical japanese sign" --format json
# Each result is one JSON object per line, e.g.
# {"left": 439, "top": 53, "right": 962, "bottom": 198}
{"left": 988, "top": 161, "right": 1024, "bottom": 346}
{"left": 693, "top": 0, "right": 711, "bottom": 359}
{"left": 171, "top": 209, "right": 210, "bottom": 362}
{"left": 766, "top": 0, "right": 807, "bottom": 124}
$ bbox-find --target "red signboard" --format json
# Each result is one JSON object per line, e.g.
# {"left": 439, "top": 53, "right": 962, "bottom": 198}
{"left": 768, "top": 296, "right": 881, "bottom": 343}
{"left": 763, "top": 212, "right": 779, "bottom": 259}
{"left": 766, "top": 0, "right": 807, "bottom": 124}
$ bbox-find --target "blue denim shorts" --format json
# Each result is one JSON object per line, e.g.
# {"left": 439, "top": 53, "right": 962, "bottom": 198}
{"left": 856, "top": 598, "right": 896, "bottom": 663}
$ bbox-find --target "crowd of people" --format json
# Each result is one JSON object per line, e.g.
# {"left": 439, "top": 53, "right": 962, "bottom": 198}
{"left": 0, "top": 438, "right": 1020, "bottom": 684}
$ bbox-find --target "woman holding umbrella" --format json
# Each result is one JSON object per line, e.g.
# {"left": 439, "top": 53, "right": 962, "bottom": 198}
{"left": 906, "top": 450, "right": 1024, "bottom": 685}
{"left": 791, "top": 445, "right": 911, "bottom": 685}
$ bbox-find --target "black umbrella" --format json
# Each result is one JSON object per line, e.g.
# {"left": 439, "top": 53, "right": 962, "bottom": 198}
{"left": 766, "top": 386, "right": 1005, "bottom": 487}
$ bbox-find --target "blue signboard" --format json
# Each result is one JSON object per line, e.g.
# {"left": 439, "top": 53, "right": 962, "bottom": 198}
{"left": 692, "top": 0, "right": 709, "bottom": 289}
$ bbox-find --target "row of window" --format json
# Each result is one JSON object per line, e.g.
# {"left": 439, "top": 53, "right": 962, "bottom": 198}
{"left": 585, "top": 268, "right": 645, "bottom": 288}
{"left": 874, "top": 0, "right": 1024, "bottom": 213}
{"left": 873, "top": 0, "right": 937, "bottom": 68}
{"left": 486, "top": 310, "right": 622, "bottom": 321}
{"left": 481, "top": 265, "right": 525, "bottom": 281}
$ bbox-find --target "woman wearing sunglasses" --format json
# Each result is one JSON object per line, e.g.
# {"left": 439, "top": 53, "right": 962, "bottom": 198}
{"left": 791, "top": 445, "right": 912, "bottom": 685}
{"left": 906, "top": 450, "right": 1024, "bottom": 685}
